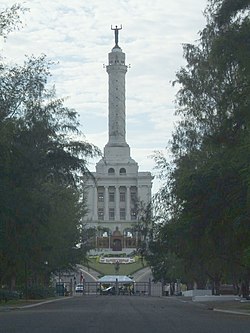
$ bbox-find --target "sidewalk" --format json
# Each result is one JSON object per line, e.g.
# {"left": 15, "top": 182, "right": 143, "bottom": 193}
{"left": 207, "top": 300, "right": 250, "bottom": 316}
{"left": 132, "top": 267, "right": 151, "bottom": 281}
{"left": 178, "top": 296, "right": 250, "bottom": 316}
{"left": 77, "top": 264, "right": 101, "bottom": 281}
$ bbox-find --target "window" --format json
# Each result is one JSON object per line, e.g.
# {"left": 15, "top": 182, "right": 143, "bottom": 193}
{"left": 98, "top": 208, "right": 104, "bottom": 220}
{"left": 120, "top": 208, "right": 126, "bottom": 220}
{"left": 119, "top": 168, "right": 126, "bottom": 175}
{"left": 108, "top": 168, "right": 115, "bottom": 174}
{"left": 98, "top": 192, "right": 104, "bottom": 202}
{"left": 109, "top": 208, "right": 115, "bottom": 220}
{"left": 131, "top": 192, "right": 137, "bottom": 203}
{"left": 130, "top": 187, "right": 137, "bottom": 205}
{"left": 120, "top": 192, "right": 125, "bottom": 202}
{"left": 109, "top": 192, "right": 115, "bottom": 202}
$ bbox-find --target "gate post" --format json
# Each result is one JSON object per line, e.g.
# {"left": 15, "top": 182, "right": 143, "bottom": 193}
{"left": 161, "top": 279, "right": 164, "bottom": 297}
{"left": 115, "top": 278, "right": 119, "bottom": 295}
{"left": 83, "top": 280, "right": 85, "bottom": 295}
{"left": 148, "top": 278, "right": 151, "bottom": 296}
{"left": 70, "top": 279, "right": 73, "bottom": 296}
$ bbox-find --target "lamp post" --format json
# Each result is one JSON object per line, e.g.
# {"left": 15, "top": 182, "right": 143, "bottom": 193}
{"left": 24, "top": 261, "right": 28, "bottom": 300}
{"left": 44, "top": 261, "right": 48, "bottom": 286}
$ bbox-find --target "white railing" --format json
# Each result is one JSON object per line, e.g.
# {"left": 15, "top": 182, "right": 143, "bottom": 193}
{"left": 99, "top": 257, "right": 135, "bottom": 264}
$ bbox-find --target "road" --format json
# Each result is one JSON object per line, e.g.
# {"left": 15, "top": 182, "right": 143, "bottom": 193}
{"left": 1, "top": 295, "right": 249, "bottom": 333}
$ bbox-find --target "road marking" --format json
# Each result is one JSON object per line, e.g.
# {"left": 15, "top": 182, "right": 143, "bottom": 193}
{"left": 213, "top": 308, "right": 250, "bottom": 316}
{"left": 79, "top": 267, "right": 98, "bottom": 281}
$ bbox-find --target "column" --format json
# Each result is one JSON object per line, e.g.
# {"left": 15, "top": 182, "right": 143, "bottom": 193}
{"left": 104, "top": 186, "right": 109, "bottom": 220}
{"left": 126, "top": 186, "right": 130, "bottom": 220}
{"left": 93, "top": 186, "right": 98, "bottom": 220}
{"left": 115, "top": 186, "right": 120, "bottom": 220}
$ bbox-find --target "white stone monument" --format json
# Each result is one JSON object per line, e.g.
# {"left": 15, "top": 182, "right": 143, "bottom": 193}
{"left": 84, "top": 26, "right": 153, "bottom": 252}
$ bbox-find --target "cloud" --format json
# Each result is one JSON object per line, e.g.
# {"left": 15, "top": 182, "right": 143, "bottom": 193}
{"left": 1, "top": 0, "right": 208, "bottom": 193}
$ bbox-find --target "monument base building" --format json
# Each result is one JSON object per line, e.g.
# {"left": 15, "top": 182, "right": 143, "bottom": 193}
{"left": 84, "top": 27, "right": 153, "bottom": 252}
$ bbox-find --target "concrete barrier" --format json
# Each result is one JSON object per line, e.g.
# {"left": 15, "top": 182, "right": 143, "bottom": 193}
{"left": 192, "top": 295, "right": 241, "bottom": 302}
{"left": 183, "top": 289, "right": 212, "bottom": 297}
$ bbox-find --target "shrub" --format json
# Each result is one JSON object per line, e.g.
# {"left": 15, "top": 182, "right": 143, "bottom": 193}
{"left": 0, "top": 290, "right": 21, "bottom": 302}
{"left": 24, "top": 285, "right": 55, "bottom": 299}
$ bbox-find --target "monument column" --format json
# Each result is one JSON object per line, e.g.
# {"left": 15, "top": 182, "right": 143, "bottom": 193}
{"left": 106, "top": 26, "right": 128, "bottom": 147}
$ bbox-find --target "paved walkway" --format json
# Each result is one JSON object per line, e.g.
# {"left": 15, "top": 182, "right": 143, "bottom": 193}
{"left": 176, "top": 296, "right": 250, "bottom": 316}
{"left": 1, "top": 265, "right": 249, "bottom": 316}
{"left": 1, "top": 294, "right": 249, "bottom": 316}
{"left": 202, "top": 299, "right": 250, "bottom": 316}
{"left": 76, "top": 264, "right": 100, "bottom": 281}
{"left": 132, "top": 267, "right": 152, "bottom": 281}
{"left": 77, "top": 265, "right": 152, "bottom": 283}
{"left": 1, "top": 294, "right": 250, "bottom": 316}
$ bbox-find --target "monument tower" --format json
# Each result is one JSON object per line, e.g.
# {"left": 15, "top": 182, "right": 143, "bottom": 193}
{"left": 104, "top": 25, "right": 131, "bottom": 162}
{"left": 84, "top": 26, "right": 153, "bottom": 252}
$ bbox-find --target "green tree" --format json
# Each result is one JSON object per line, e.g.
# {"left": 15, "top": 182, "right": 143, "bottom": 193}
{"left": 0, "top": 5, "right": 100, "bottom": 289}
{"left": 216, "top": 0, "right": 250, "bottom": 26}
{"left": 152, "top": 0, "right": 250, "bottom": 294}
{"left": 0, "top": 4, "right": 26, "bottom": 39}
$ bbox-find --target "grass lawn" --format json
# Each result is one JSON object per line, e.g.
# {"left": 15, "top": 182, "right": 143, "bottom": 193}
{"left": 86, "top": 258, "right": 147, "bottom": 276}
{"left": 0, "top": 297, "right": 59, "bottom": 308}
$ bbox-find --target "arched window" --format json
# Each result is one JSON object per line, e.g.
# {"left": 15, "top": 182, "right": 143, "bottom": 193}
{"left": 119, "top": 168, "right": 126, "bottom": 175}
{"left": 108, "top": 168, "right": 115, "bottom": 174}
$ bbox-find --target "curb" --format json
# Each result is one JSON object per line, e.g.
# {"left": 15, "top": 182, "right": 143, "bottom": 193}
{"left": 18, "top": 296, "right": 73, "bottom": 309}
{"left": 0, "top": 296, "right": 73, "bottom": 311}
{"left": 213, "top": 308, "right": 250, "bottom": 316}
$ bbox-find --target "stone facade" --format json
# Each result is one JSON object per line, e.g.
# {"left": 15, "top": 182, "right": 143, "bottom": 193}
{"left": 84, "top": 28, "right": 153, "bottom": 251}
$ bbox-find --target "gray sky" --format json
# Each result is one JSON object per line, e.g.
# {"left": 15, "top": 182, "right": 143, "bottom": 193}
{"left": 1, "top": 0, "right": 208, "bottom": 193}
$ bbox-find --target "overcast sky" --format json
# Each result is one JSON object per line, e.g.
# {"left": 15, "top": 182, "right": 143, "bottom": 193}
{"left": 1, "top": 0, "right": 208, "bottom": 193}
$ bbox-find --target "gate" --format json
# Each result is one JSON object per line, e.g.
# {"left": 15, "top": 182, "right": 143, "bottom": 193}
{"left": 133, "top": 282, "right": 150, "bottom": 296}
{"left": 82, "top": 280, "right": 163, "bottom": 297}
{"left": 83, "top": 282, "right": 100, "bottom": 295}
{"left": 56, "top": 281, "right": 72, "bottom": 296}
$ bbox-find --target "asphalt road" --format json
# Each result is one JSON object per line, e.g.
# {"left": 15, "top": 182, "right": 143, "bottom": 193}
{"left": 1, "top": 296, "right": 249, "bottom": 333}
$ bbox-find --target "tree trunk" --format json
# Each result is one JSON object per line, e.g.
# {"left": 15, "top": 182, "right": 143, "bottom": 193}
{"left": 241, "top": 280, "right": 249, "bottom": 298}
{"left": 10, "top": 273, "right": 16, "bottom": 291}
{"left": 212, "top": 277, "right": 221, "bottom": 295}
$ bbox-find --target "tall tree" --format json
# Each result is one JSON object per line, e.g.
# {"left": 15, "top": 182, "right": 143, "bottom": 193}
{"left": 0, "top": 5, "right": 100, "bottom": 289}
{"left": 152, "top": 0, "right": 250, "bottom": 294}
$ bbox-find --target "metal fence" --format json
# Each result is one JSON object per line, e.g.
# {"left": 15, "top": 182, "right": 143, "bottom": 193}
{"left": 56, "top": 280, "right": 164, "bottom": 297}
{"left": 80, "top": 281, "right": 163, "bottom": 297}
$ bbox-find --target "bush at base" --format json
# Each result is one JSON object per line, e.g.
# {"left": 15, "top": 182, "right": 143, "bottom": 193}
{"left": 0, "top": 290, "right": 21, "bottom": 302}
{"left": 24, "top": 285, "right": 55, "bottom": 299}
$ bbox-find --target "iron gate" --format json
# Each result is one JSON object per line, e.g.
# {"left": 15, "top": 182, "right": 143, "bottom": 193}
{"left": 80, "top": 281, "right": 163, "bottom": 297}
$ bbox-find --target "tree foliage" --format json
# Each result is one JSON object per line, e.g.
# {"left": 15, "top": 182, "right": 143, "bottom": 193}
{"left": 0, "top": 4, "right": 27, "bottom": 39}
{"left": 0, "top": 5, "right": 100, "bottom": 289}
{"left": 150, "top": 0, "right": 250, "bottom": 295}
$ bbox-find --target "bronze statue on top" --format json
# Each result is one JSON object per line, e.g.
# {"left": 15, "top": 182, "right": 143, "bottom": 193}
{"left": 111, "top": 25, "right": 122, "bottom": 47}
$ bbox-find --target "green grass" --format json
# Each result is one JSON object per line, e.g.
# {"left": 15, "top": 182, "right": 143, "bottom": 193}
{"left": 86, "top": 258, "right": 147, "bottom": 276}
{"left": 0, "top": 297, "right": 57, "bottom": 308}
{"left": 237, "top": 304, "right": 250, "bottom": 311}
